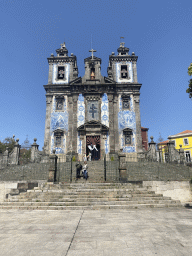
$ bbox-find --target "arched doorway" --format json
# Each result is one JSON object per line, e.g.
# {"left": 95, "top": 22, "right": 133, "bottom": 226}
{"left": 86, "top": 136, "right": 100, "bottom": 160}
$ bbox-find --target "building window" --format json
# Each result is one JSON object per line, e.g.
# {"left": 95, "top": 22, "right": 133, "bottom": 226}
{"left": 57, "top": 66, "right": 65, "bottom": 79}
{"left": 56, "top": 97, "right": 64, "bottom": 111}
{"left": 54, "top": 131, "right": 63, "bottom": 147}
{"left": 122, "top": 95, "right": 130, "bottom": 110}
{"left": 185, "top": 151, "right": 191, "bottom": 162}
{"left": 90, "top": 68, "right": 95, "bottom": 80}
{"left": 120, "top": 65, "right": 129, "bottom": 79}
{"left": 172, "top": 140, "right": 176, "bottom": 147}
{"left": 183, "top": 138, "right": 189, "bottom": 146}
{"left": 123, "top": 129, "right": 132, "bottom": 146}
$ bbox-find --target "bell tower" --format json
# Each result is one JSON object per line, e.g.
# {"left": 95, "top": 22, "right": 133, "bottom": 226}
{"left": 107, "top": 42, "right": 143, "bottom": 153}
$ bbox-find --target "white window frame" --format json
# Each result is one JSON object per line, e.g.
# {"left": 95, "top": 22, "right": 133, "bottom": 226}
{"left": 172, "top": 140, "right": 176, "bottom": 147}
{"left": 185, "top": 151, "right": 191, "bottom": 162}
{"left": 183, "top": 138, "right": 189, "bottom": 146}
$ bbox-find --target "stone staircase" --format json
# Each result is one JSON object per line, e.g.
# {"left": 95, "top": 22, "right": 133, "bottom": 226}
{"left": 0, "top": 182, "right": 182, "bottom": 210}
{"left": 58, "top": 160, "right": 107, "bottom": 183}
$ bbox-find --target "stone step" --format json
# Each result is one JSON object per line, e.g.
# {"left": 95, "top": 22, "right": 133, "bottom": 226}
{"left": 0, "top": 203, "right": 182, "bottom": 210}
{"left": 0, "top": 200, "right": 181, "bottom": 207}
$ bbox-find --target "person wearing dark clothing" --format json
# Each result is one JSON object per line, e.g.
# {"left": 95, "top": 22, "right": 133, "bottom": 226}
{"left": 75, "top": 161, "right": 82, "bottom": 179}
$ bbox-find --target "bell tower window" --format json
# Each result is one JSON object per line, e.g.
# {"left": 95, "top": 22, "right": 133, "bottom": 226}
{"left": 90, "top": 68, "right": 95, "bottom": 80}
{"left": 123, "top": 129, "right": 133, "bottom": 146}
{"left": 122, "top": 95, "right": 130, "bottom": 110}
{"left": 58, "top": 66, "right": 65, "bottom": 79}
{"left": 121, "top": 65, "right": 129, "bottom": 79}
{"left": 56, "top": 97, "right": 64, "bottom": 111}
{"left": 54, "top": 131, "right": 63, "bottom": 147}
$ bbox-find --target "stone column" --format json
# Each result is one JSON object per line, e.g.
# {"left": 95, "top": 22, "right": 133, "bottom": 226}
{"left": 118, "top": 149, "right": 127, "bottom": 182}
{"left": 72, "top": 94, "right": 78, "bottom": 156}
{"left": 3, "top": 147, "right": 9, "bottom": 166}
{"left": 44, "top": 95, "right": 53, "bottom": 154}
{"left": 148, "top": 136, "right": 157, "bottom": 161}
{"left": 179, "top": 144, "right": 185, "bottom": 164}
{"left": 11, "top": 139, "right": 20, "bottom": 165}
{"left": 31, "top": 138, "right": 39, "bottom": 163}
{"left": 133, "top": 94, "right": 143, "bottom": 152}
{"left": 48, "top": 149, "right": 58, "bottom": 182}
{"left": 108, "top": 94, "right": 115, "bottom": 154}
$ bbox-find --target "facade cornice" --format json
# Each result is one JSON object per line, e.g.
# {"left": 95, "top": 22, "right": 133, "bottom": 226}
{"left": 109, "top": 55, "right": 138, "bottom": 62}
{"left": 168, "top": 133, "right": 192, "bottom": 139}
{"left": 47, "top": 56, "right": 76, "bottom": 63}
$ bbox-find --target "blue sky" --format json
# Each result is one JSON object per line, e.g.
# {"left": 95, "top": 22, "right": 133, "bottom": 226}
{"left": 0, "top": 0, "right": 191, "bottom": 149}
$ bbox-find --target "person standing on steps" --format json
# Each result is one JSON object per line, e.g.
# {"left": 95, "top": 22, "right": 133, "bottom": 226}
{"left": 82, "top": 161, "right": 88, "bottom": 180}
{"left": 88, "top": 151, "right": 92, "bottom": 161}
{"left": 75, "top": 160, "right": 82, "bottom": 179}
{"left": 83, "top": 153, "right": 87, "bottom": 162}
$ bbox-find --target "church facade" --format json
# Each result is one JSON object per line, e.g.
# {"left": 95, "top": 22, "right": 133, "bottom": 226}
{"left": 43, "top": 42, "right": 143, "bottom": 160}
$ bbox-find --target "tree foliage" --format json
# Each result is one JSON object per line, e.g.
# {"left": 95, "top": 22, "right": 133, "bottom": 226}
{"left": 186, "top": 63, "right": 192, "bottom": 98}
{"left": 0, "top": 137, "right": 15, "bottom": 154}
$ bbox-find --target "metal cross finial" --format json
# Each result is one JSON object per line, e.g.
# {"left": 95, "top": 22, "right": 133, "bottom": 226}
{"left": 89, "top": 49, "right": 96, "bottom": 59}
{"left": 60, "top": 42, "right": 66, "bottom": 48}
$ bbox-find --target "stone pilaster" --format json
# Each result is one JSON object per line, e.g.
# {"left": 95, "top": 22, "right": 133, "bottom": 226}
{"left": 48, "top": 63, "right": 53, "bottom": 84}
{"left": 31, "top": 138, "right": 39, "bottom": 163}
{"left": 113, "top": 94, "right": 119, "bottom": 152}
{"left": 108, "top": 94, "right": 115, "bottom": 153}
{"left": 132, "top": 61, "right": 138, "bottom": 83}
{"left": 67, "top": 96, "right": 73, "bottom": 153}
{"left": 133, "top": 94, "right": 143, "bottom": 152}
{"left": 44, "top": 95, "right": 52, "bottom": 154}
{"left": 72, "top": 94, "right": 78, "bottom": 155}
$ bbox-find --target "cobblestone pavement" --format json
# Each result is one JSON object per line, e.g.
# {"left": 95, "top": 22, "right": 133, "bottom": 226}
{"left": 0, "top": 208, "right": 192, "bottom": 256}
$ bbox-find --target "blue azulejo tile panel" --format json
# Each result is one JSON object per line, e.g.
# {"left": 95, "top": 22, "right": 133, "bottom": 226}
{"left": 50, "top": 132, "right": 66, "bottom": 154}
{"left": 52, "top": 63, "right": 70, "bottom": 84}
{"left": 77, "top": 133, "right": 82, "bottom": 154}
{"left": 119, "top": 131, "right": 136, "bottom": 152}
{"left": 77, "top": 94, "right": 85, "bottom": 127}
{"left": 104, "top": 132, "right": 109, "bottom": 154}
{"left": 118, "top": 111, "right": 136, "bottom": 130}
{"left": 101, "top": 93, "right": 109, "bottom": 127}
{"left": 115, "top": 62, "right": 133, "bottom": 83}
{"left": 52, "top": 96, "right": 67, "bottom": 112}
{"left": 50, "top": 112, "right": 68, "bottom": 132}
{"left": 118, "top": 108, "right": 136, "bottom": 151}
{"left": 123, "top": 146, "right": 135, "bottom": 153}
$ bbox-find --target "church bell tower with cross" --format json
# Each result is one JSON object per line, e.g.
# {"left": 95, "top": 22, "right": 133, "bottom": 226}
{"left": 43, "top": 41, "right": 143, "bottom": 161}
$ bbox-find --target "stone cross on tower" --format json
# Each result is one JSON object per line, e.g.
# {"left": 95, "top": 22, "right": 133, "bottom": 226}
{"left": 89, "top": 49, "right": 96, "bottom": 59}
{"left": 60, "top": 42, "right": 66, "bottom": 48}
{"left": 120, "top": 42, "right": 125, "bottom": 47}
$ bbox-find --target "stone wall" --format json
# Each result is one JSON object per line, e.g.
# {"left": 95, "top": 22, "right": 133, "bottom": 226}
{"left": 143, "top": 181, "right": 192, "bottom": 204}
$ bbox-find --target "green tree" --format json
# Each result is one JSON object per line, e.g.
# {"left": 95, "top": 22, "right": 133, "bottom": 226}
{"left": 0, "top": 137, "right": 15, "bottom": 154}
{"left": 186, "top": 63, "right": 192, "bottom": 98}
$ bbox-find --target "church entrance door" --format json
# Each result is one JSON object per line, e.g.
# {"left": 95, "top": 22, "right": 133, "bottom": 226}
{"left": 86, "top": 136, "right": 100, "bottom": 160}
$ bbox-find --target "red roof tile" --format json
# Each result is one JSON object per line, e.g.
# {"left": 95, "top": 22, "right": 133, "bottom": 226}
{"left": 158, "top": 140, "right": 169, "bottom": 145}
{"left": 177, "top": 130, "right": 192, "bottom": 135}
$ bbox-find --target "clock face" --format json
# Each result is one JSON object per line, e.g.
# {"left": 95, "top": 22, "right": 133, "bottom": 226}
{"left": 123, "top": 101, "right": 129, "bottom": 109}
{"left": 125, "top": 135, "right": 131, "bottom": 145}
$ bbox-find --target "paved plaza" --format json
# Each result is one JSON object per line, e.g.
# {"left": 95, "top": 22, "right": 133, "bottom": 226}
{"left": 0, "top": 208, "right": 192, "bottom": 256}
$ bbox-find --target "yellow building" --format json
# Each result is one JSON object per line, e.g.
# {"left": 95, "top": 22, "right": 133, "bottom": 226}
{"left": 168, "top": 130, "right": 192, "bottom": 162}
